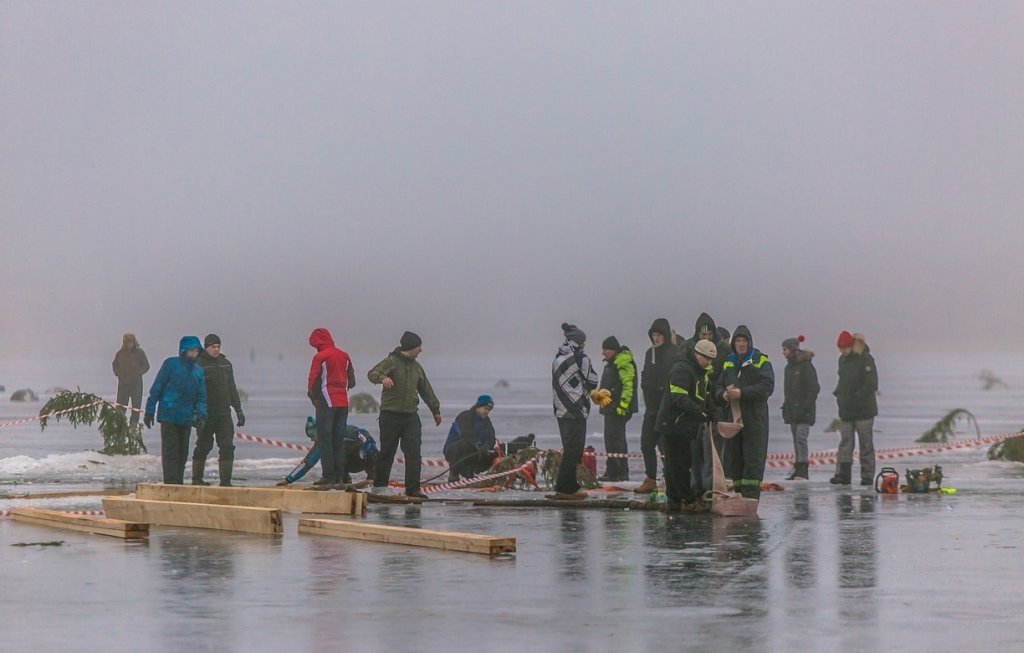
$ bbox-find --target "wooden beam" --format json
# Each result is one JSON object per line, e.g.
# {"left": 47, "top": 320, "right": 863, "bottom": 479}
{"left": 134, "top": 483, "right": 366, "bottom": 515}
{"left": 11, "top": 507, "right": 149, "bottom": 540}
{"left": 2, "top": 489, "right": 134, "bottom": 500}
{"left": 299, "top": 518, "right": 516, "bottom": 555}
{"left": 103, "top": 497, "right": 283, "bottom": 535}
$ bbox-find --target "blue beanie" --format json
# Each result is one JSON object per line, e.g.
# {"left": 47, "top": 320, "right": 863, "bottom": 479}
{"left": 474, "top": 394, "right": 494, "bottom": 410}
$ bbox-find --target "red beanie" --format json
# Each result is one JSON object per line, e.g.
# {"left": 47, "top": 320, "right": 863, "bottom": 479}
{"left": 837, "top": 330, "right": 854, "bottom": 349}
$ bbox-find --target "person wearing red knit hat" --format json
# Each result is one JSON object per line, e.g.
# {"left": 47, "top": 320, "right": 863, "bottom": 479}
{"left": 781, "top": 335, "right": 819, "bottom": 480}
{"left": 831, "top": 331, "right": 878, "bottom": 485}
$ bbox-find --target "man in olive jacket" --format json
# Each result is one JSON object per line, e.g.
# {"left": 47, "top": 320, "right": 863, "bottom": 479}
{"left": 367, "top": 331, "right": 441, "bottom": 499}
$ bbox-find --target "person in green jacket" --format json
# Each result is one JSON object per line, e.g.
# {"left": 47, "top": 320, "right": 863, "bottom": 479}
{"left": 597, "top": 336, "right": 637, "bottom": 482}
{"left": 367, "top": 331, "right": 441, "bottom": 499}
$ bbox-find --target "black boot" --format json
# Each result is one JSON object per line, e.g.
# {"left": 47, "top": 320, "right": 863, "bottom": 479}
{"left": 191, "top": 458, "right": 210, "bottom": 486}
{"left": 829, "top": 462, "right": 852, "bottom": 485}
{"left": 793, "top": 462, "right": 809, "bottom": 480}
{"left": 218, "top": 459, "right": 233, "bottom": 487}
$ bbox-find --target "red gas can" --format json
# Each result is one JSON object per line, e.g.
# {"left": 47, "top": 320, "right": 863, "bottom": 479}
{"left": 582, "top": 446, "right": 597, "bottom": 477}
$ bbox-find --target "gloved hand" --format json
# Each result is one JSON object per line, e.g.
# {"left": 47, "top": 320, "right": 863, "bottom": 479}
{"left": 236, "top": 411, "right": 246, "bottom": 428}
{"left": 193, "top": 416, "right": 207, "bottom": 433}
{"left": 143, "top": 414, "right": 154, "bottom": 429}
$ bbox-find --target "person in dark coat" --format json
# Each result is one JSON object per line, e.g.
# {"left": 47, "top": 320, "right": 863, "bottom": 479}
{"left": 657, "top": 339, "right": 717, "bottom": 512}
{"left": 715, "top": 325, "right": 775, "bottom": 500}
{"left": 443, "top": 395, "right": 498, "bottom": 481}
{"left": 277, "top": 417, "right": 379, "bottom": 486}
{"left": 191, "top": 334, "right": 244, "bottom": 486}
{"left": 636, "top": 318, "right": 677, "bottom": 494}
{"left": 680, "top": 313, "right": 730, "bottom": 499}
{"left": 781, "top": 335, "right": 820, "bottom": 480}
{"left": 112, "top": 333, "right": 149, "bottom": 429}
{"left": 144, "top": 336, "right": 208, "bottom": 485}
{"left": 831, "top": 331, "right": 878, "bottom": 485}
{"left": 597, "top": 336, "right": 637, "bottom": 482}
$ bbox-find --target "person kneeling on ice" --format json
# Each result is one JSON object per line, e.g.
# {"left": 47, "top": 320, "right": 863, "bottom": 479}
{"left": 443, "top": 395, "right": 499, "bottom": 482}
{"left": 277, "top": 416, "right": 380, "bottom": 487}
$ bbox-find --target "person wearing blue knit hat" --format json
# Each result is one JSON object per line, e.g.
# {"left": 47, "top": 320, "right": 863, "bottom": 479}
{"left": 442, "top": 395, "right": 498, "bottom": 482}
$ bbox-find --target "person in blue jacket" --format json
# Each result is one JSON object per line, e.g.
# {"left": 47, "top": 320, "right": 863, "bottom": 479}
{"left": 277, "top": 417, "right": 380, "bottom": 486}
{"left": 144, "top": 336, "right": 208, "bottom": 484}
{"left": 443, "top": 395, "right": 498, "bottom": 481}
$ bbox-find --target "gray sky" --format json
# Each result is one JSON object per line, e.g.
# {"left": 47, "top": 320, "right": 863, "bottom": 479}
{"left": 2, "top": 2, "right": 1022, "bottom": 362}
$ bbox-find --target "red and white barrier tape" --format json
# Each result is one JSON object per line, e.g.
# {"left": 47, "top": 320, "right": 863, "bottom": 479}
{"left": 0, "top": 400, "right": 106, "bottom": 430}
{"left": 421, "top": 454, "right": 541, "bottom": 493}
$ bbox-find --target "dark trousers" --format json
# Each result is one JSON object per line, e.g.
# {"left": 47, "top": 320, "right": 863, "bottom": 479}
{"left": 661, "top": 426, "right": 696, "bottom": 503}
{"left": 602, "top": 413, "right": 630, "bottom": 481}
{"left": 445, "top": 439, "right": 497, "bottom": 480}
{"left": 555, "top": 416, "right": 587, "bottom": 494}
{"left": 640, "top": 411, "right": 661, "bottom": 479}
{"left": 690, "top": 424, "right": 723, "bottom": 498}
{"left": 193, "top": 413, "right": 235, "bottom": 464}
{"left": 373, "top": 411, "right": 422, "bottom": 494}
{"left": 160, "top": 422, "right": 192, "bottom": 484}
{"left": 316, "top": 406, "right": 349, "bottom": 483}
{"left": 724, "top": 424, "right": 769, "bottom": 500}
{"left": 116, "top": 380, "right": 143, "bottom": 428}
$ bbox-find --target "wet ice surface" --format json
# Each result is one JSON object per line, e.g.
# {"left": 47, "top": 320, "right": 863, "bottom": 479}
{"left": 4, "top": 464, "right": 1024, "bottom": 652}
{"left": 2, "top": 353, "right": 1023, "bottom": 650}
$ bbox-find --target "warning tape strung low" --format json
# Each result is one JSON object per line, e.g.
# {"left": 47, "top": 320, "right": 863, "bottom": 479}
{"left": 421, "top": 454, "right": 542, "bottom": 494}
{"left": 0, "top": 400, "right": 106, "bottom": 430}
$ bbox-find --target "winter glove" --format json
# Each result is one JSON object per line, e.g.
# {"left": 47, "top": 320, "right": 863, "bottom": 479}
{"left": 143, "top": 414, "right": 154, "bottom": 429}
{"left": 589, "top": 389, "right": 613, "bottom": 407}
{"left": 236, "top": 410, "right": 246, "bottom": 428}
{"left": 193, "top": 416, "right": 207, "bottom": 433}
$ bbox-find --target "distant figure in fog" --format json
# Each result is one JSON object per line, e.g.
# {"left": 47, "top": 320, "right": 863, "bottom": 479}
{"left": 781, "top": 335, "right": 819, "bottom": 480}
{"left": 144, "top": 336, "right": 207, "bottom": 485}
{"left": 112, "top": 333, "right": 149, "bottom": 429}
{"left": 831, "top": 331, "right": 878, "bottom": 486}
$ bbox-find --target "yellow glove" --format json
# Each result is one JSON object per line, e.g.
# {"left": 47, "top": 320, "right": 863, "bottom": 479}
{"left": 590, "top": 389, "right": 604, "bottom": 405}
{"left": 592, "top": 389, "right": 613, "bottom": 407}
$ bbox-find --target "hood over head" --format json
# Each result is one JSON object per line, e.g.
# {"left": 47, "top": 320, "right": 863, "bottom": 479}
{"left": 561, "top": 322, "right": 586, "bottom": 347}
{"left": 122, "top": 333, "right": 139, "bottom": 350}
{"left": 309, "top": 328, "right": 335, "bottom": 351}
{"left": 731, "top": 324, "right": 754, "bottom": 355}
{"left": 648, "top": 318, "right": 671, "bottom": 344}
{"left": 178, "top": 335, "right": 202, "bottom": 355}
{"left": 693, "top": 312, "right": 717, "bottom": 340}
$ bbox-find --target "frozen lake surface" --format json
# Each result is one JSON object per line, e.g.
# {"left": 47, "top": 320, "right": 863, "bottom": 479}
{"left": 1, "top": 352, "right": 1023, "bottom": 650}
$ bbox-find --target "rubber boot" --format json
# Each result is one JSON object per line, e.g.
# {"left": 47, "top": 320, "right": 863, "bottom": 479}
{"left": 786, "top": 464, "right": 800, "bottom": 480}
{"left": 191, "top": 458, "right": 210, "bottom": 486}
{"left": 218, "top": 459, "right": 233, "bottom": 487}
{"left": 792, "top": 462, "right": 809, "bottom": 480}
{"left": 829, "top": 462, "right": 852, "bottom": 485}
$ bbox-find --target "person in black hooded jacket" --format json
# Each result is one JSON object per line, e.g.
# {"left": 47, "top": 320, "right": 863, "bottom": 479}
{"left": 636, "top": 318, "right": 677, "bottom": 493}
{"left": 714, "top": 325, "right": 775, "bottom": 500}
{"left": 681, "top": 313, "right": 731, "bottom": 499}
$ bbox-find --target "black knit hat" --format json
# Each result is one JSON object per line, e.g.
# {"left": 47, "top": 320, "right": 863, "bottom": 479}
{"left": 400, "top": 331, "right": 422, "bottom": 351}
{"left": 601, "top": 336, "right": 621, "bottom": 351}
{"left": 204, "top": 333, "right": 221, "bottom": 348}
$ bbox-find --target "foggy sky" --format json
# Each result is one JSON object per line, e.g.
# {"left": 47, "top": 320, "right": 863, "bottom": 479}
{"left": 3, "top": 2, "right": 1022, "bottom": 363}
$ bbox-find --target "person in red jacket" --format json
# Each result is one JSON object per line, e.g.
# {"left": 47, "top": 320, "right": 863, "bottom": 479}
{"left": 307, "top": 328, "right": 357, "bottom": 485}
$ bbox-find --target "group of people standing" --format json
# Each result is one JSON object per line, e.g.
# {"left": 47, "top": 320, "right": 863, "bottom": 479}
{"left": 547, "top": 318, "right": 879, "bottom": 509}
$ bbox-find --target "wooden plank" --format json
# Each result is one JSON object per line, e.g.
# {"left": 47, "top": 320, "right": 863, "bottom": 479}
{"left": 299, "top": 518, "right": 516, "bottom": 555}
{"left": 103, "top": 497, "right": 283, "bottom": 535}
{"left": 11, "top": 507, "right": 149, "bottom": 540}
{"left": 2, "top": 489, "right": 134, "bottom": 500}
{"left": 134, "top": 483, "right": 365, "bottom": 515}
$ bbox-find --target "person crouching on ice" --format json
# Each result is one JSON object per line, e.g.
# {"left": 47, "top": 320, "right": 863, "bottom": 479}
{"left": 278, "top": 416, "right": 379, "bottom": 487}
{"left": 443, "top": 395, "right": 498, "bottom": 482}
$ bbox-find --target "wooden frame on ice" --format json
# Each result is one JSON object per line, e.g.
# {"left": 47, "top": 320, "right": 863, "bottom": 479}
{"left": 102, "top": 497, "right": 283, "bottom": 535}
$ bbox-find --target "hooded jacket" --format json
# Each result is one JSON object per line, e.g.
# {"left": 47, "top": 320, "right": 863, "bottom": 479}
{"left": 112, "top": 347, "right": 150, "bottom": 384}
{"left": 599, "top": 347, "right": 638, "bottom": 417}
{"left": 834, "top": 342, "right": 878, "bottom": 421}
{"left": 198, "top": 349, "right": 242, "bottom": 417}
{"left": 551, "top": 341, "right": 599, "bottom": 418}
{"left": 641, "top": 318, "right": 678, "bottom": 414}
{"left": 714, "top": 325, "right": 775, "bottom": 432}
{"left": 782, "top": 349, "right": 820, "bottom": 425}
{"left": 657, "top": 349, "right": 713, "bottom": 436}
{"left": 307, "top": 328, "right": 356, "bottom": 409}
{"left": 145, "top": 336, "right": 208, "bottom": 426}
{"left": 367, "top": 349, "right": 441, "bottom": 415}
{"left": 679, "top": 312, "right": 730, "bottom": 377}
